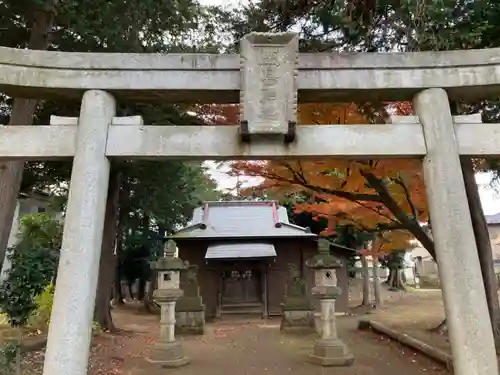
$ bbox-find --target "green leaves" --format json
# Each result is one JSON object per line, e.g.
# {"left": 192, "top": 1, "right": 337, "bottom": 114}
{"left": 0, "top": 245, "right": 57, "bottom": 327}
{"left": 0, "top": 342, "right": 17, "bottom": 373}
{"left": 0, "top": 214, "right": 60, "bottom": 327}
{"left": 1, "top": 0, "right": 227, "bottom": 296}
{"left": 16, "top": 213, "right": 62, "bottom": 250}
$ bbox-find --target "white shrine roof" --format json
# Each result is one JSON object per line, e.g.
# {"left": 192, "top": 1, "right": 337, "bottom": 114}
{"left": 171, "top": 200, "right": 316, "bottom": 240}
{"left": 205, "top": 242, "right": 277, "bottom": 259}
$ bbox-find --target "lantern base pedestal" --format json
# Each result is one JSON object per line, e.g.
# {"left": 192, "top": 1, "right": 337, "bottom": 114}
{"left": 146, "top": 341, "right": 190, "bottom": 368}
{"left": 307, "top": 338, "right": 354, "bottom": 367}
{"left": 280, "top": 309, "right": 315, "bottom": 333}
{"left": 176, "top": 309, "right": 206, "bottom": 335}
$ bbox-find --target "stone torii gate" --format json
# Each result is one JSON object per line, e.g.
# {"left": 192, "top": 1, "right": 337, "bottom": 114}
{"left": 1, "top": 32, "right": 499, "bottom": 375}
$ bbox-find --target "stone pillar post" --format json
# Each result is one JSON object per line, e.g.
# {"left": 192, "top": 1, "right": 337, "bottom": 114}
{"left": 306, "top": 239, "right": 353, "bottom": 367}
{"left": 161, "top": 301, "right": 176, "bottom": 343}
{"left": 414, "top": 88, "right": 499, "bottom": 375}
{"left": 42, "top": 90, "right": 115, "bottom": 375}
{"left": 147, "top": 239, "right": 190, "bottom": 368}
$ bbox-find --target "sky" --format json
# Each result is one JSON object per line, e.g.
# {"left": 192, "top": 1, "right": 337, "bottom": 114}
{"left": 476, "top": 172, "right": 500, "bottom": 215}
{"left": 199, "top": 0, "right": 500, "bottom": 217}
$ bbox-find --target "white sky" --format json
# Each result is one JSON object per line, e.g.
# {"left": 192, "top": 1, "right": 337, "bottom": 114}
{"left": 476, "top": 172, "right": 500, "bottom": 215}
{"left": 200, "top": 0, "right": 500, "bottom": 216}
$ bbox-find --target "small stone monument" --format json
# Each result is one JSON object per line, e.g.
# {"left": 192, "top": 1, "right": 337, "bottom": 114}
{"left": 305, "top": 238, "right": 354, "bottom": 366}
{"left": 146, "top": 239, "right": 190, "bottom": 368}
{"left": 175, "top": 264, "right": 205, "bottom": 335}
{"left": 280, "top": 263, "right": 315, "bottom": 332}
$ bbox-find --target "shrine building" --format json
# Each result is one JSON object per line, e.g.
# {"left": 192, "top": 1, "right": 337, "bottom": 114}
{"left": 171, "top": 200, "right": 354, "bottom": 319}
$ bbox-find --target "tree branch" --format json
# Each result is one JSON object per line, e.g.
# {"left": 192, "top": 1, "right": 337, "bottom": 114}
{"left": 308, "top": 204, "right": 406, "bottom": 233}
{"left": 277, "top": 161, "right": 384, "bottom": 202}
{"left": 361, "top": 170, "right": 435, "bottom": 258}
{"left": 270, "top": 162, "right": 400, "bottom": 226}
{"left": 243, "top": 161, "right": 435, "bottom": 258}
{"left": 394, "top": 176, "right": 418, "bottom": 219}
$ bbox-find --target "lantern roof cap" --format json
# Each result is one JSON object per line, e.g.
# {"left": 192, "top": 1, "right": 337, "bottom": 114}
{"left": 305, "top": 238, "right": 343, "bottom": 269}
{"left": 151, "top": 239, "right": 188, "bottom": 271}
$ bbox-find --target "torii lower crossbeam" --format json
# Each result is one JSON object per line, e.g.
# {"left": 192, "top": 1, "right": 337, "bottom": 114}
{"left": 3, "top": 120, "right": 500, "bottom": 160}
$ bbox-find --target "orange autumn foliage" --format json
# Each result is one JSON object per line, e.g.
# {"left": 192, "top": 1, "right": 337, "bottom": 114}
{"left": 359, "top": 231, "right": 415, "bottom": 255}
{"left": 228, "top": 102, "right": 427, "bottom": 251}
{"left": 374, "top": 230, "right": 416, "bottom": 253}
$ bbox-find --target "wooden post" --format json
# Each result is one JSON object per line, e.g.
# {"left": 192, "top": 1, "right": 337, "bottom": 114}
{"left": 262, "top": 264, "right": 268, "bottom": 318}
{"left": 216, "top": 273, "right": 222, "bottom": 318}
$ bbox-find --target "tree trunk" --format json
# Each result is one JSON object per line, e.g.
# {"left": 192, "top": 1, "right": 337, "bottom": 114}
{"left": 144, "top": 272, "right": 159, "bottom": 313}
{"left": 388, "top": 268, "right": 406, "bottom": 291}
{"left": 137, "top": 277, "right": 146, "bottom": 301}
{"left": 157, "top": 222, "right": 167, "bottom": 257}
{"left": 128, "top": 281, "right": 135, "bottom": 300}
{"left": 371, "top": 236, "right": 383, "bottom": 308}
{"left": 113, "top": 233, "right": 124, "bottom": 305}
{"left": 387, "top": 268, "right": 395, "bottom": 287}
{"left": 462, "top": 157, "right": 500, "bottom": 349}
{"left": 0, "top": 3, "right": 57, "bottom": 270}
{"left": 362, "top": 171, "right": 436, "bottom": 259}
{"left": 113, "top": 180, "right": 130, "bottom": 305}
{"left": 361, "top": 255, "right": 371, "bottom": 306}
{"left": 372, "top": 256, "right": 382, "bottom": 308}
{"left": 144, "top": 218, "right": 162, "bottom": 312}
{"left": 137, "top": 212, "right": 150, "bottom": 303}
{"left": 385, "top": 268, "right": 393, "bottom": 285}
{"left": 93, "top": 169, "right": 121, "bottom": 332}
{"left": 143, "top": 280, "right": 154, "bottom": 313}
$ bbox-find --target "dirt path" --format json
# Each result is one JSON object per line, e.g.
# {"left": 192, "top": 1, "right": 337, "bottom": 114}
{"left": 367, "top": 289, "right": 449, "bottom": 352}
{"left": 20, "top": 295, "right": 448, "bottom": 375}
{"left": 106, "top": 307, "right": 446, "bottom": 375}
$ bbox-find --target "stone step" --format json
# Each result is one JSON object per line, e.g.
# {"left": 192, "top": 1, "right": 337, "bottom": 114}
{"left": 220, "top": 302, "right": 263, "bottom": 315}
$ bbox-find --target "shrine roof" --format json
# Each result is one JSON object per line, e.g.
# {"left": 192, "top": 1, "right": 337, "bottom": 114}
{"left": 171, "top": 200, "right": 316, "bottom": 240}
{"left": 205, "top": 242, "right": 277, "bottom": 259}
{"left": 486, "top": 213, "right": 500, "bottom": 225}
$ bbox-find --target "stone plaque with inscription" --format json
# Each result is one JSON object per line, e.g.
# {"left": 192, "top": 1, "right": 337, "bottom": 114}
{"left": 240, "top": 32, "right": 298, "bottom": 139}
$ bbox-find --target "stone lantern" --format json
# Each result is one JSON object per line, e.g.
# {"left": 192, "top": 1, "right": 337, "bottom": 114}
{"left": 305, "top": 238, "right": 354, "bottom": 366}
{"left": 146, "top": 239, "right": 190, "bottom": 368}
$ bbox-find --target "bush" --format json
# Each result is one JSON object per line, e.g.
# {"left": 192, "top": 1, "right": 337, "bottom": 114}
{"left": 28, "top": 284, "right": 55, "bottom": 330}
{"left": 16, "top": 213, "right": 62, "bottom": 251}
{"left": 0, "top": 342, "right": 17, "bottom": 374}
{"left": 0, "top": 213, "right": 61, "bottom": 374}
{"left": 0, "top": 213, "right": 61, "bottom": 327}
{"left": 0, "top": 245, "right": 58, "bottom": 327}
